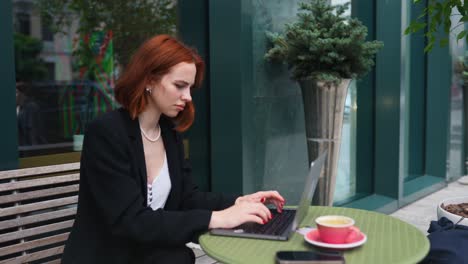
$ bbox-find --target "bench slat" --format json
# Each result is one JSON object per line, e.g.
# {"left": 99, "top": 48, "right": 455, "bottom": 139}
{"left": 42, "top": 259, "right": 62, "bottom": 264}
{"left": 0, "top": 233, "right": 68, "bottom": 258}
{"left": 0, "top": 220, "right": 74, "bottom": 244}
{"left": 0, "top": 163, "right": 79, "bottom": 181}
{"left": 0, "top": 208, "right": 76, "bottom": 232}
{"left": 0, "top": 196, "right": 78, "bottom": 218}
{"left": 0, "top": 245, "right": 64, "bottom": 264}
{"left": 0, "top": 174, "right": 79, "bottom": 192}
{"left": 0, "top": 163, "right": 80, "bottom": 263}
{"left": 0, "top": 184, "right": 79, "bottom": 205}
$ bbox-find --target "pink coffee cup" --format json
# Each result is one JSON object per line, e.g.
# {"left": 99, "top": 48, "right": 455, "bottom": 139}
{"left": 315, "top": 215, "right": 360, "bottom": 244}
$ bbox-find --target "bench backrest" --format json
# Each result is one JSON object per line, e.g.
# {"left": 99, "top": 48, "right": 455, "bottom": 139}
{"left": 0, "top": 163, "right": 80, "bottom": 264}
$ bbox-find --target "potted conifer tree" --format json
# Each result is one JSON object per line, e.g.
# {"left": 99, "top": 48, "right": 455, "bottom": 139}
{"left": 265, "top": 0, "right": 383, "bottom": 206}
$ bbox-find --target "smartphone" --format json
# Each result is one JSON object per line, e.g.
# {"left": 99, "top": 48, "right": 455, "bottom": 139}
{"left": 276, "top": 251, "right": 345, "bottom": 264}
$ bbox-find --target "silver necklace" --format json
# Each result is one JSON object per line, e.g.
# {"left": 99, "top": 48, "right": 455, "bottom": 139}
{"left": 140, "top": 124, "right": 161, "bottom": 142}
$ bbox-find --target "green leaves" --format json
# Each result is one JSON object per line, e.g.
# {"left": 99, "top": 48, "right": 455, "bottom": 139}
{"left": 265, "top": 0, "right": 383, "bottom": 83}
{"left": 458, "top": 30, "right": 467, "bottom": 40}
{"left": 37, "top": 0, "right": 176, "bottom": 67}
{"left": 14, "top": 33, "right": 48, "bottom": 81}
{"left": 406, "top": 0, "right": 468, "bottom": 52}
{"left": 405, "top": 21, "right": 427, "bottom": 34}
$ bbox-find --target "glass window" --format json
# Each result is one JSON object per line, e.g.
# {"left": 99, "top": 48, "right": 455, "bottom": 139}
{"left": 16, "top": 12, "right": 30, "bottom": 35}
{"left": 13, "top": 0, "right": 177, "bottom": 164}
{"left": 405, "top": 3, "right": 427, "bottom": 182}
{"left": 448, "top": 61, "right": 464, "bottom": 180}
{"left": 249, "top": 0, "right": 356, "bottom": 204}
{"left": 41, "top": 17, "right": 53, "bottom": 41}
{"left": 447, "top": 13, "right": 466, "bottom": 181}
{"left": 334, "top": 81, "right": 357, "bottom": 202}
{"left": 331, "top": 0, "right": 356, "bottom": 202}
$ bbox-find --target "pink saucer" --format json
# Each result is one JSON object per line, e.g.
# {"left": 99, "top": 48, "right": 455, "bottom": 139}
{"left": 304, "top": 228, "right": 367, "bottom": 249}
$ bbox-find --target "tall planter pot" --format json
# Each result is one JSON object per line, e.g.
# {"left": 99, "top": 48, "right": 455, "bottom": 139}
{"left": 299, "top": 78, "right": 351, "bottom": 206}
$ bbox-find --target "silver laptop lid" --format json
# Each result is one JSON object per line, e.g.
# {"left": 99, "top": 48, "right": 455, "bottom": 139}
{"left": 291, "top": 150, "right": 327, "bottom": 231}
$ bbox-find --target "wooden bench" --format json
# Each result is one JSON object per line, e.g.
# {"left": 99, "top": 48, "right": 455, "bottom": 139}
{"left": 0, "top": 163, "right": 217, "bottom": 264}
{"left": 0, "top": 163, "right": 80, "bottom": 264}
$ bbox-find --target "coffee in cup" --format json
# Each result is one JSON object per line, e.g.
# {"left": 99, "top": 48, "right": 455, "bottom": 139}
{"left": 315, "top": 215, "right": 360, "bottom": 244}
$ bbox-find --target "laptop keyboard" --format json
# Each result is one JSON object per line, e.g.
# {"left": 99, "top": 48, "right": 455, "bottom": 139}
{"left": 237, "top": 209, "right": 296, "bottom": 236}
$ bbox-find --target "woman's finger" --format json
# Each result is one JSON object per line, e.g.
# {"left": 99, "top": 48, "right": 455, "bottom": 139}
{"left": 256, "top": 190, "right": 285, "bottom": 203}
{"left": 270, "top": 199, "right": 280, "bottom": 209}
{"left": 240, "top": 191, "right": 286, "bottom": 207}
{"left": 257, "top": 203, "right": 273, "bottom": 221}
{"left": 246, "top": 202, "right": 271, "bottom": 222}
{"left": 266, "top": 190, "right": 285, "bottom": 202}
{"left": 268, "top": 199, "right": 283, "bottom": 213}
{"left": 244, "top": 215, "right": 264, "bottom": 225}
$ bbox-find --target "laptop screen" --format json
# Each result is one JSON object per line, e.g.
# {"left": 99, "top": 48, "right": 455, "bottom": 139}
{"left": 291, "top": 150, "right": 327, "bottom": 231}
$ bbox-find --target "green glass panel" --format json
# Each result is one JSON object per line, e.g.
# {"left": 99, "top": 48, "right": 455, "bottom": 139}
{"left": 335, "top": 80, "right": 357, "bottom": 202}
{"left": 374, "top": 0, "right": 402, "bottom": 199}
{"left": 0, "top": 1, "right": 19, "bottom": 170}
{"left": 209, "top": 0, "right": 244, "bottom": 195}
{"left": 425, "top": 30, "right": 451, "bottom": 179}
{"left": 178, "top": 0, "right": 210, "bottom": 191}
{"left": 406, "top": 1, "right": 427, "bottom": 180}
{"left": 352, "top": 0, "right": 375, "bottom": 197}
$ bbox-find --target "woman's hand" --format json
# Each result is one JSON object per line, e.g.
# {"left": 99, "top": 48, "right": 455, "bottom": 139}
{"left": 209, "top": 201, "right": 272, "bottom": 229}
{"left": 235, "top": 190, "right": 285, "bottom": 212}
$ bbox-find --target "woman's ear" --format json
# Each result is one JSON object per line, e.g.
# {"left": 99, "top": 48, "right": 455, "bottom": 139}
{"left": 145, "top": 86, "right": 152, "bottom": 95}
{"left": 146, "top": 76, "right": 161, "bottom": 90}
{"left": 144, "top": 77, "right": 156, "bottom": 95}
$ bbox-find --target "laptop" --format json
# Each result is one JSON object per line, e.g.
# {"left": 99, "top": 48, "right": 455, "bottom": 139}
{"left": 210, "top": 150, "right": 327, "bottom": 241}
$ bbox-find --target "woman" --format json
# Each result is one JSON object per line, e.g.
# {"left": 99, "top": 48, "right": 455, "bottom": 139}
{"left": 62, "top": 34, "right": 285, "bottom": 264}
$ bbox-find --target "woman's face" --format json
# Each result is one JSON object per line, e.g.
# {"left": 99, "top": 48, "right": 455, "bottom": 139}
{"left": 150, "top": 62, "right": 196, "bottom": 118}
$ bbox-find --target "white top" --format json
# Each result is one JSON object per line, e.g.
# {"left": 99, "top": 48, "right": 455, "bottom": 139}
{"left": 147, "top": 155, "right": 171, "bottom": 210}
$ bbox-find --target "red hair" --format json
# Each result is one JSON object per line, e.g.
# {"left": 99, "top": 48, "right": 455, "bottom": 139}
{"left": 114, "top": 34, "right": 205, "bottom": 132}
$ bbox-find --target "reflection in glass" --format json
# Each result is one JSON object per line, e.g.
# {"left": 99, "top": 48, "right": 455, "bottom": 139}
{"left": 334, "top": 81, "right": 357, "bottom": 202}
{"left": 448, "top": 71, "right": 464, "bottom": 180}
{"left": 331, "top": 0, "right": 356, "bottom": 202}
{"left": 12, "top": 0, "right": 177, "bottom": 158}
{"left": 447, "top": 14, "right": 466, "bottom": 180}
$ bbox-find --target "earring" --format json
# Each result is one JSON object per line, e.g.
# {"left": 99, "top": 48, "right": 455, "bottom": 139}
{"left": 146, "top": 87, "right": 152, "bottom": 94}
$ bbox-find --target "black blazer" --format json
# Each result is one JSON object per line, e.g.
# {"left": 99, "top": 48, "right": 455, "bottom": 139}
{"left": 62, "top": 108, "right": 236, "bottom": 264}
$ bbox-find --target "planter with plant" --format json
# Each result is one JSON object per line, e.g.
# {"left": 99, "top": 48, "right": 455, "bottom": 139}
{"left": 265, "top": 0, "right": 383, "bottom": 206}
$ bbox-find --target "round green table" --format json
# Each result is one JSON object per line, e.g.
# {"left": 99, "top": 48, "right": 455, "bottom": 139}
{"left": 200, "top": 206, "right": 430, "bottom": 264}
